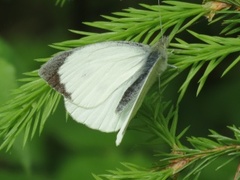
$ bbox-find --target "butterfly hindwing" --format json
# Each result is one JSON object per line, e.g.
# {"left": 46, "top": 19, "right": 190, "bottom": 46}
{"left": 116, "top": 38, "right": 168, "bottom": 145}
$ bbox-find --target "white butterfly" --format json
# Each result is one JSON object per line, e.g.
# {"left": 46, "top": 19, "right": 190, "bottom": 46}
{"left": 39, "top": 37, "right": 168, "bottom": 146}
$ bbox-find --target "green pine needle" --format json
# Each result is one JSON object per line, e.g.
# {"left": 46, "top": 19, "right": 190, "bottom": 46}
{"left": 95, "top": 126, "right": 240, "bottom": 179}
{"left": 0, "top": 74, "right": 60, "bottom": 151}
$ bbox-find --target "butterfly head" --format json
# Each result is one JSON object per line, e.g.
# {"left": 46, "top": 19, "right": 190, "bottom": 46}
{"left": 154, "top": 36, "right": 168, "bottom": 61}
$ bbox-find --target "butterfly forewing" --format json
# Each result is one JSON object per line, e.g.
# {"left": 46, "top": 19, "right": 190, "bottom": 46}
{"left": 58, "top": 42, "right": 151, "bottom": 108}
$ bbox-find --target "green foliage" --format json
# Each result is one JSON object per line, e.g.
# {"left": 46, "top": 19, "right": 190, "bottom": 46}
{"left": 221, "top": 12, "right": 240, "bottom": 35}
{"left": 0, "top": 73, "right": 60, "bottom": 150}
{"left": 171, "top": 31, "right": 240, "bottom": 101}
{"left": 54, "top": 1, "right": 205, "bottom": 47}
{"left": 0, "top": 0, "right": 240, "bottom": 179}
{"left": 216, "top": 0, "right": 240, "bottom": 6}
{"left": 55, "top": 0, "right": 66, "bottom": 6}
{"left": 95, "top": 126, "right": 240, "bottom": 179}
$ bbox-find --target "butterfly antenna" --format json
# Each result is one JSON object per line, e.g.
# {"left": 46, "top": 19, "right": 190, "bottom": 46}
{"left": 157, "top": 0, "right": 163, "bottom": 93}
{"left": 158, "top": 0, "right": 163, "bottom": 38}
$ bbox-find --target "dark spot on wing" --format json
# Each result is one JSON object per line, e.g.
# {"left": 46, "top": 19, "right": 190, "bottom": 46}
{"left": 116, "top": 73, "right": 147, "bottom": 112}
{"left": 116, "top": 50, "right": 160, "bottom": 112}
{"left": 39, "top": 50, "right": 74, "bottom": 99}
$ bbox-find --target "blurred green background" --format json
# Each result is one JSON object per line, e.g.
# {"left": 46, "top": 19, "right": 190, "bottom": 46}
{"left": 0, "top": 0, "right": 239, "bottom": 179}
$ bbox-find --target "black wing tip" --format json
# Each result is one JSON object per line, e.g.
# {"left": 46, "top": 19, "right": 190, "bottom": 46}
{"left": 39, "top": 50, "right": 74, "bottom": 99}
